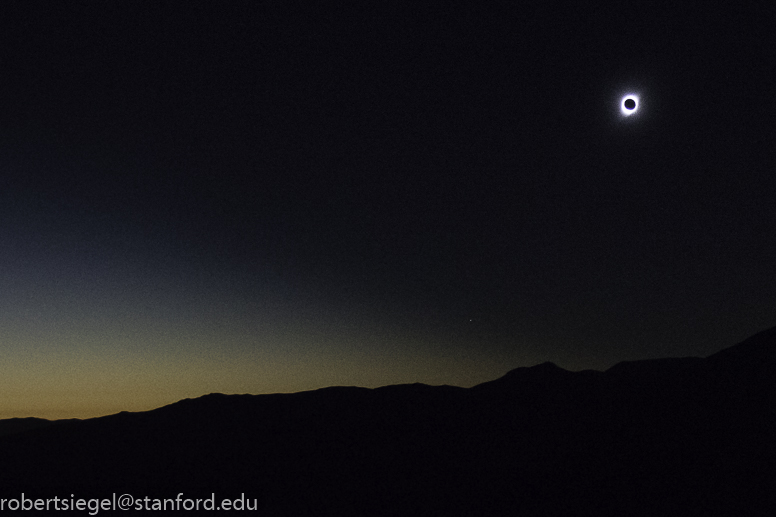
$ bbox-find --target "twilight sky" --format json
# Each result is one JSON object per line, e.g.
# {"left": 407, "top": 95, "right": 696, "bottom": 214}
{"left": 1, "top": 1, "right": 773, "bottom": 419}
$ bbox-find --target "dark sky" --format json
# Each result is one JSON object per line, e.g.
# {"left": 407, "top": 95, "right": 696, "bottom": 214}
{"left": 1, "top": 1, "right": 773, "bottom": 418}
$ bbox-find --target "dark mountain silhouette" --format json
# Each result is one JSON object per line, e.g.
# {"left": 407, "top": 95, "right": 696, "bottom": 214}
{"left": 0, "top": 417, "right": 72, "bottom": 438}
{"left": 1, "top": 327, "right": 775, "bottom": 516}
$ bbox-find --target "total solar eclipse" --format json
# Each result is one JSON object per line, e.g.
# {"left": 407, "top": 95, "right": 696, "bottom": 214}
{"left": 620, "top": 95, "right": 639, "bottom": 116}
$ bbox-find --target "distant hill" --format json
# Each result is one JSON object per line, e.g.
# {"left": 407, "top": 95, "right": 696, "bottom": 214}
{"left": 1, "top": 326, "right": 774, "bottom": 516}
{"left": 0, "top": 417, "right": 61, "bottom": 438}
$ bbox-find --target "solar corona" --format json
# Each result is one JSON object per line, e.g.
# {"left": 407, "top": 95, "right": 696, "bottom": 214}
{"left": 620, "top": 94, "right": 639, "bottom": 116}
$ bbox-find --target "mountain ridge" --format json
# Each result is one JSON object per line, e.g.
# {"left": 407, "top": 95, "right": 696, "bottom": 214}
{"left": 0, "top": 326, "right": 774, "bottom": 516}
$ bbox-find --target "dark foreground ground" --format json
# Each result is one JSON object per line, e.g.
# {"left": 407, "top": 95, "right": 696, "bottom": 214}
{"left": 1, "top": 326, "right": 775, "bottom": 516}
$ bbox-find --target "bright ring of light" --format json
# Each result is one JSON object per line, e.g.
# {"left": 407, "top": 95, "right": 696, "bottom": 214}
{"left": 620, "top": 95, "right": 639, "bottom": 116}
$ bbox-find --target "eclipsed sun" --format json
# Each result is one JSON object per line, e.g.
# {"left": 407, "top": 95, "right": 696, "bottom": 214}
{"left": 620, "top": 94, "right": 639, "bottom": 116}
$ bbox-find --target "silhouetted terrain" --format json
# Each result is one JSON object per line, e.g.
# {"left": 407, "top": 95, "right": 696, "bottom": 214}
{"left": 2, "top": 327, "right": 775, "bottom": 516}
{"left": 0, "top": 417, "right": 75, "bottom": 438}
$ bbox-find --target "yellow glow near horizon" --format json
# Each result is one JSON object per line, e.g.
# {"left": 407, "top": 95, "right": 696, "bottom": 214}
{"left": 0, "top": 326, "right": 528, "bottom": 420}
